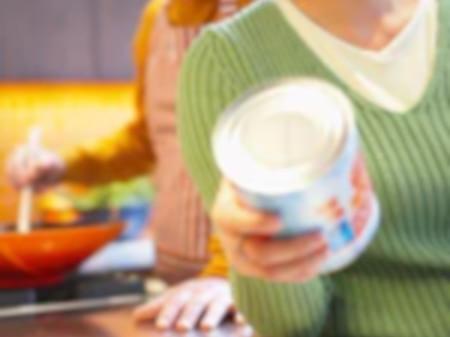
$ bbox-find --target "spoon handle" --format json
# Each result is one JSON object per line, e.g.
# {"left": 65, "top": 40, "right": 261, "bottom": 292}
{"left": 16, "top": 126, "right": 42, "bottom": 234}
{"left": 17, "top": 187, "right": 33, "bottom": 234}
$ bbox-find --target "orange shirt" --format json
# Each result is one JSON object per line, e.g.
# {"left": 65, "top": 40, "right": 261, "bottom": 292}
{"left": 64, "top": 0, "right": 249, "bottom": 280}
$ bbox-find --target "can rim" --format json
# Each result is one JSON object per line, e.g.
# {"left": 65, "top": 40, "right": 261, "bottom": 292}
{"left": 212, "top": 77, "right": 355, "bottom": 195}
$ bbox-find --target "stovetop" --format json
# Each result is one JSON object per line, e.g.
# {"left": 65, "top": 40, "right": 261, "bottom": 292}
{"left": 0, "top": 273, "right": 147, "bottom": 319}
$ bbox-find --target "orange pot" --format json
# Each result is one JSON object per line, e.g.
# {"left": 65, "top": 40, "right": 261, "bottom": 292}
{"left": 0, "top": 221, "right": 123, "bottom": 289}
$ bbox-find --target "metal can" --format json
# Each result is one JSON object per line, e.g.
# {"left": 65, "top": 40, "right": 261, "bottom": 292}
{"left": 212, "top": 78, "right": 380, "bottom": 273}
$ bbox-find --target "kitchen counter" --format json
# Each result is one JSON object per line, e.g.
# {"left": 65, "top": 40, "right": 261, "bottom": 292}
{"left": 0, "top": 306, "right": 254, "bottom": 337}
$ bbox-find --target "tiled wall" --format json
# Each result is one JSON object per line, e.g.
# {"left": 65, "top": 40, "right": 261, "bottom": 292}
{"left": 0, "top": 0, "right": 148, "bottom": 80}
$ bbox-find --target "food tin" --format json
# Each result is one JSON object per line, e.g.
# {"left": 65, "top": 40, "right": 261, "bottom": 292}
{"left": 213, "top": 78, "right": 380, "bottom": 273}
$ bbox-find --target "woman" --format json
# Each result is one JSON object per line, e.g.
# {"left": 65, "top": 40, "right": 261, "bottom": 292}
{"left": 178, "top": 0, "right": 449, "bottom": 336}
{"left": 7, "top": 0, "right": 251, "bottom": 331}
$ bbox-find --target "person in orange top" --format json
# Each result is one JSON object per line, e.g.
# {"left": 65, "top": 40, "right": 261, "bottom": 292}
{"left": 6, "top": 0, "right": 249, "bottom": 331}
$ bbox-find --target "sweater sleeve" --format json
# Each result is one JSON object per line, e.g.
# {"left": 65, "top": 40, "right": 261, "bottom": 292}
{"left": 178, "top": 31, "right": 233, "bottom": 210}
{"left": 178, "top": 29, "right": 333, "bottom": 337}
{"left": 63, "top": 0, "right": 166, "bottom": 185}
{"left": 63, "top": 115, "right": 154, "bottom": 185}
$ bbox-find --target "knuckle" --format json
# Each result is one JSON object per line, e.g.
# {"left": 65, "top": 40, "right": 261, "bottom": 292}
{"left": 245, "top": 264, "right": 273, "bottom": 279}
{"left": 245, "top": 239, "right": 271, "bottom": 262}
{"left": 246, "top": 212, "right": 267, "bottom": 229}
{"left": 243, "top": 240, "right": 260, "bottom": 260}
{"left": 260, "top": 266, "right": 275, "bottom": 279}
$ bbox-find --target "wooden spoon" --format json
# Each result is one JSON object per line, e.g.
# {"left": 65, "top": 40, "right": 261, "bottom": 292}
{"left": 17, "top": 127, "right": 42, "bottom": 234}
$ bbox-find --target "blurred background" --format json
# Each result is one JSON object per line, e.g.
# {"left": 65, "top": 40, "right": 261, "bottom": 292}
{"left": 0, "top": 0, "right": 147, "bottom": 80}
{"left": 0, "top": 0, "right": 153, "bottom": 227}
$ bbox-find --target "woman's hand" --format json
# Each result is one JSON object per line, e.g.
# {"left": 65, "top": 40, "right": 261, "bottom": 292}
{"left": 6, "top": 145, "right": 65, "bottom": 191}
{"left": 211, "top": 180, "right": 329, "bottom": 283}
{"left": 133, "top": 277, "right": 242, "bottom": 332}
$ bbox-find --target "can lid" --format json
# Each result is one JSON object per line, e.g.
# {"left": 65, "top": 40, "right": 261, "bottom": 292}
{"left": 213, "top": 78, "right": 355, "bottom": 195}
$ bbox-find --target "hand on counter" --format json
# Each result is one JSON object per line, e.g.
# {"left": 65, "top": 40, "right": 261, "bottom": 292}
{"left": 211, "top": 180, "right": 329, "bottom": 283}
{"left": 6, "top": 145, "right": 65, "bottom": 192}
{"left": 133, "top": 277, "right": 243, "bottom": 332}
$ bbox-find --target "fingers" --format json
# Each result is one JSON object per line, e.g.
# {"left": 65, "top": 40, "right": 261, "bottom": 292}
{"left": 243, "top": 232, "right": 328, "bottom": 266}
{"left": 263, "top": 245, "right": 329, "bottom": 283}
{"left": 200, "top": 294, "right": 233, "bottom": 331}
{"left": 155, "top": 290, "right": 192, "bottom": 330}
{"left": 225, "top": 229, "right": 328, "bottom": 282}
{"left": 234, "top": 241, "right": 328, "bottom": 282}
{"left": 176, "top": 290, "right": 216, "bottom": 331}
{"left": 5, "top": 146, "right": 64, "bottom": 190}
{"left": 133, "top": 279, "right": 234, "bottom": 332}
{"left": 212, "top": 180, "right": 281, "bottom": 236}
{"left": 230, "top": 248, "right": 274, "bottom": 279}
{"left": 6, "top": 147, "right": 29, "bottom": 188}
{"left": 133, "top": 294, "right": 168, "bottom": 322}
{"left": 218, "top": 218, "right": 328, "bottom": 282}
{"left": 213, "top": 178, "right": 329, "bottom": 283}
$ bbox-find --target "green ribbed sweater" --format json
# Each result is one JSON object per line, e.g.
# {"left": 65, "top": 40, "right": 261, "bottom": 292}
{"left": 178, "top": 1, "right": 450, "bottom": 336}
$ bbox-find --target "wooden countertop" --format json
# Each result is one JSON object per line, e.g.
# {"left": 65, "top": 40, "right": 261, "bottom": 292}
{"left": 0, "top": 306, "right": 254, "bottom": 337}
